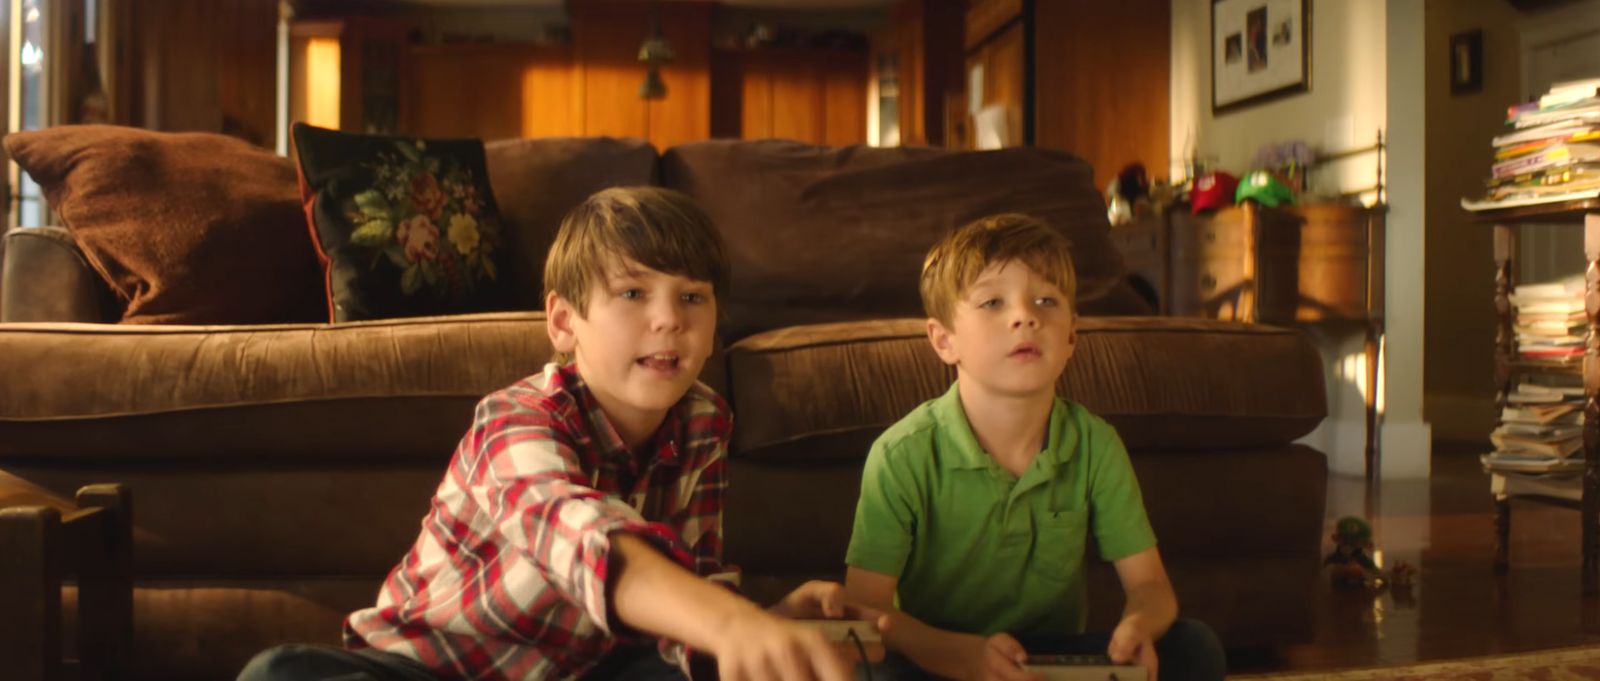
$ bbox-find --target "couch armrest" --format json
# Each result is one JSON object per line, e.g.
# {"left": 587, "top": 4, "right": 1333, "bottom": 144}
{"left": 1, "top": 227, "right": 116, "bottom": 323}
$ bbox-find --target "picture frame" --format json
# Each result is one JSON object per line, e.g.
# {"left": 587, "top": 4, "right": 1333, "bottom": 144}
{"left": 1450, "top": 29, "right": 1483, "bottom": 95}
{"left": 1212, "top": 0, "right": 1311, "bottom": 114}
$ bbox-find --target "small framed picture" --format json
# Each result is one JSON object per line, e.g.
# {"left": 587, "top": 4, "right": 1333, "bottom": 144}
{"left": 1212, "top": 0, "right": 1310, "bottom": 114}
{"left": 1450, "top": 29, "right": 1483, "bottom": 95}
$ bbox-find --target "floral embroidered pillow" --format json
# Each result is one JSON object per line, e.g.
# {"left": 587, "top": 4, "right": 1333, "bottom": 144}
{"left": 292, "top": 123, "right": 517, "bottom": 322}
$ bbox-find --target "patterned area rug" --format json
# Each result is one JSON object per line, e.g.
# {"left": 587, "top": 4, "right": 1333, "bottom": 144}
{"left": 1234, "top": 645, "right": 1600, "bottom": 680}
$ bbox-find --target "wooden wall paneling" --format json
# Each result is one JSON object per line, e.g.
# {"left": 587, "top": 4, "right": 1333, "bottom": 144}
{"left": 135, "top": 0, "right": 276, "bottom": 142}
{"left": 964, "top": 0, "right": 1022, "bottom": 50}
{"left": 140, "top": 0, "right": 222, "bottom": 132}
{"left": 710, "top": 47, "right": 744, "bottom": 138}
{"left": 572, "top": 2, "right": 649, "bottom": 140}
{"left": 984, "top": 21, "right": 1025, "bottom": 147}
{"left": 822, "top": 49, "right": 868, "bottom": 146}
{"left": 892, "top": 0, "right": 964, "bottom": 147}
{"left": 570, "top": 0, "right": 713, "bottom": 148}
{"left": 408, "top": 45, "right": 523, "bottom": 139}
{"left": 51, "top": 0, "right": 84, "bottom": 126}
{"left": 522, "top": 45, "right": 580, "bottom": 138}
{"left": 737, "top": 51, "right": 773, "bottom": 139}
{"left": 100, "top": 0, "right": 139, "bottom": 126}
{"left": 406, "top": 44, "right": 575, "bottom": 140}
{"left": 770, "top": 50, "right": 823, "bottom": 143}
{"left": 645, "top": 1, "right": 712, "bottom": 150}
{"left": 1033, "top": 0, "right": 1169, "bottom": 187}
{"left": 216, "top": 0, "right": 279, "bottom": 145}
{"left": 892, "top": 0, "right": 927, "bottom": 145}
{"left": 921, "top": 0, "right": 965, "bottom": 147}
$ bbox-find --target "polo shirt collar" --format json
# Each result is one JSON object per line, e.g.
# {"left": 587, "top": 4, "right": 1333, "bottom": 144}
{"left": 931, "top": 382, "right": 988, "bottom": 470}
{"left": 931, "top": 380, "right": 1075, "bottom": 473}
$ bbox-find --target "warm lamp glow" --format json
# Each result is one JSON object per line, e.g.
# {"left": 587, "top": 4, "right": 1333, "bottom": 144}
{"left": 305, "top": 37, "right": 341, "bottom": 128}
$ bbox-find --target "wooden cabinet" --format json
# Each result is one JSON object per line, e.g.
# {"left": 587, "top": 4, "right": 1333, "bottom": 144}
{"left": 1167, "top": 202, "right": 1385, "bottom": 325}
{"left": 1107, "top": 214, "right": 1170, "bottom": 314}
{"left": 712, "top": 47, "right": 868, "bottom": 145}
{"left": 1169, "top": 201, "right": 1387, "bottom": 475}
{"left": 1168, "top": 204, "right": 1303, "bottom": 324}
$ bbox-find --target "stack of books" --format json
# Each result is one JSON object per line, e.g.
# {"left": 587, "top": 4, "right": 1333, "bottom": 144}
{"left": 1482, "top": 378, "right": 1586, "bottom": 476}
{"left": 1471, "top": 77, "right": 1600, "bottom": 208}
{"left": 1511, "top": 274, "right": 1585, "bottom": 364}
{"left": 1484, "top": 273, "right": 1589, "bottom": 476}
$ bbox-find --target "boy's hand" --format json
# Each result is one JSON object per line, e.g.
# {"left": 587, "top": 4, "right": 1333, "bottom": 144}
{"left": 971, "top": 633, "right": 1043, "bottom": 681}
{"left": 712, "top": 607, "right": 856, "bottom": 681}
{"left": 769, "top": 580, "right": 892, "bottom": 663}
{"left": 1107, "top": 618, "right": 1159, "bottom": 681}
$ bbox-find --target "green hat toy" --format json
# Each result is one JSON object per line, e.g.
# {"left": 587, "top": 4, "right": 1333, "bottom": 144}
{"left": 1235, "top": 169, "right": 1296, "bottom": 207}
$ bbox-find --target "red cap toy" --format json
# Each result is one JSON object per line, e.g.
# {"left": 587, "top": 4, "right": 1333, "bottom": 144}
{"left": 1190, "top": 171, "right": 1238, "bottom": 215}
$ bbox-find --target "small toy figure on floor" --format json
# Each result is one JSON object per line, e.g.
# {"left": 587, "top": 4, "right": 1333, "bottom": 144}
{"left": 1325, "top": 516, "right": 1381, "bottom": 588}
{"left": 1388, "top": 560, "right": 1418, "bottom": 606}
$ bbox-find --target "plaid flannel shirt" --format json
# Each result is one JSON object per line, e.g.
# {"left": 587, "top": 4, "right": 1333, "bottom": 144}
{"left": 345, "top": 362, "right": 736, "bottom": 680}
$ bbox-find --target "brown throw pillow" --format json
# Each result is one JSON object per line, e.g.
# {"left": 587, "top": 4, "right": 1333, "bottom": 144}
{"left": 292, "top": 123, "right": 515, "bottom": 322}
{"left": 661, "top": 140, "right": 1138, "bottom": 340}
{"left": 3, "top": 125, "right": 326, "bottom": 324}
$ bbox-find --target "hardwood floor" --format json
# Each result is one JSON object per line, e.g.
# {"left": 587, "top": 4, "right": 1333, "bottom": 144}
{"left": 1230, "top": 442, "right": 1600, "bottom": 673}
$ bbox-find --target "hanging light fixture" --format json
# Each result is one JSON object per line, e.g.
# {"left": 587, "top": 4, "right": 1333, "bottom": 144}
{"left": 638, "top": 0, "right": 674, "bottom": 99}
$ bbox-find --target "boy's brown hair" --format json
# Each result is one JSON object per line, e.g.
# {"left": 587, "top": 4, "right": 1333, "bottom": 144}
{"left": 544, "top": 186, "right": 729, "bottom": 316}
{"left": 920, "top": 213, "right": 1077, "bottom": 325}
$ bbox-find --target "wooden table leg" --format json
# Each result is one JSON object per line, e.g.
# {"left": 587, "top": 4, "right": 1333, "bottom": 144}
{"left": 1583, "top": 213, "right": 1599, "bottom": 594}
{"left": 0, "top": 506, "right": 63, "bottom": 681}
{"left": 1364, "top": 324, "right": 1380, "bottom": 482}
{"left": 1494, "top": 495, "right": 1511, "bottom": 574}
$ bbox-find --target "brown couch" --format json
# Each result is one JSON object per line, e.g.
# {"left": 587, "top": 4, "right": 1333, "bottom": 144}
{"left": 0, "top": 136, "right": 1328, "bottom": 681}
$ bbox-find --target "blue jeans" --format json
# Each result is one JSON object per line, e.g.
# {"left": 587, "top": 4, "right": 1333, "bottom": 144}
{"left": 235, "top": 645, "right": 441, "bottom": 681}
{"left": 862, "top": 618, "right": 1225, "bottom": 681}
{"left": 235, "top": 643, "right": 689, "bottom": 681}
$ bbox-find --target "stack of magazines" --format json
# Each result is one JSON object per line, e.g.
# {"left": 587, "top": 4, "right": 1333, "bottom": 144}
{"left": 1465, "top": 77, "right": 1600, "bottom": 210}
{"left": 1511, "top": 273, "right": 1585, "bottom": 364}
{"left": 1482, "top": 374, "right": 1586, "bottom": 476}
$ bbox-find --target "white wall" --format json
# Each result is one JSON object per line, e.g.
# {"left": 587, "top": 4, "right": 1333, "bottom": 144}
{"left": 1170, "top": 0, "right": 1432, "bottom": 478}
{"left": 1170, "top": 0, "right": 1388, "bottom": 195}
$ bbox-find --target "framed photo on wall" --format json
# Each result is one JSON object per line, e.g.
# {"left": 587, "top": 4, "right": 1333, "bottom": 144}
{"left": 1212, "top": 0, "right": 1311, "bottom": 114}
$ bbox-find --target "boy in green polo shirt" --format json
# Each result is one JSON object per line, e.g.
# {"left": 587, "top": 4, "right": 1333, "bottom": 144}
{"left": 845, "top": 214, "right": 1225, "bottom": 681}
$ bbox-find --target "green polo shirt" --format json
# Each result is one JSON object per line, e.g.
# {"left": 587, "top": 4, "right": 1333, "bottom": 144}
{"left": 845, "top": 382, "right": 1156, "bottom": 638}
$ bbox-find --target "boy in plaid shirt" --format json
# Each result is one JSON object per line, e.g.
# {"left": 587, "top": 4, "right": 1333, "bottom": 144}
{"left": 239, "top": 187, "right": 881, "bottom": 681}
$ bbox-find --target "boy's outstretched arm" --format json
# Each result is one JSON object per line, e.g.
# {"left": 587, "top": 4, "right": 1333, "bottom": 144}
{"left": 1109, "top": 546, "right": 1177, "bottom": 679}
{"left": 847, "top": 566, "right": 1040, "bottom": 681}
{"left": 610, "top": 533, "right": 859, "bottom": 681}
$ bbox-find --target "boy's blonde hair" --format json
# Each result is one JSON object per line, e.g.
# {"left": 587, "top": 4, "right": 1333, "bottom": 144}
{"left": 544, "top": 186, "right": 728, "bottom": 316}
{"left": 920, "top": 213, "right": 1077, "bottom": 325}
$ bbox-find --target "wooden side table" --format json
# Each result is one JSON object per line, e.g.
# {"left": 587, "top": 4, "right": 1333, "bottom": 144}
{"left": 1471, "top": 198, "right": 1600, "bottom": 593}
{"left": 0, "top": 483, "right": 133, "bottom": 681}
{"left": 1169, "top": 201, "right": 1388, "bottom": 477}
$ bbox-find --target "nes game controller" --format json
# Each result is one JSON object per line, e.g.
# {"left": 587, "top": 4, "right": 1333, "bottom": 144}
{"left": 1024, "top": 654, "right": 1145, "bottom": 681}
{"left": 794, "top": 619, "right": 882, "bottom": 644}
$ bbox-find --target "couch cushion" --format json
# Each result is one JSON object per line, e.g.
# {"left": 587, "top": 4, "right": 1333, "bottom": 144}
{"left": 2, "top": 125, "right": 326, "bottom": 324}
{"left": 483, "top": 137, "right": 660, "bottom": 310}
{"left": 660, "top": 140, "right": 1143, "bottom": 340}
{"left": 292, "top": 123, "right": 517, "bottom": 322}
{"left": 724, "top": 316, "right": 1326, "bottom": 457}
{"left": 0, "top": 312, "right": 729, "bottom": 462}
